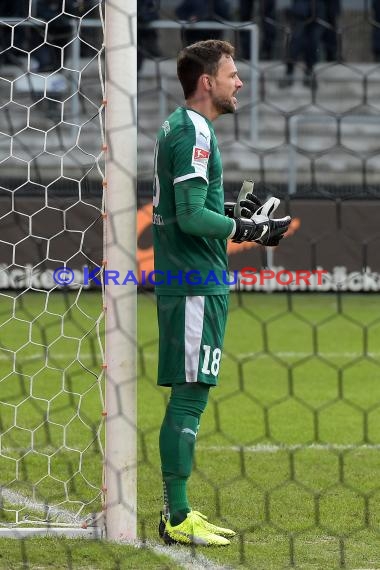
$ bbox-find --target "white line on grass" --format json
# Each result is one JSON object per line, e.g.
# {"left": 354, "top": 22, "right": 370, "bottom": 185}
{"left": 5, "top": 444, "right": 380, "bottom": 456}
{"left": 147, "top": 541, "right": 233, "bottom": 570}
{"left": 0, "top": 487, "right": 83, "bottom": 525}
{"left": 2, "top": 350, "right": 380, "bottom": 363}
{"left": 0, "top": 352, "right": 96, "bottom": 362}
{"left": 134, "top": 351, "right": 380, "bottom": 360}
{"left": 0, "top": 488, "right": 230, "bottom": 570}
{"left": 200, "top": 443, "right": 380, "bottom": 454}
{"left": 140, "top": 351, "right": 380, "bottom": 360}
{"left": 234, "top": 351, "right": 380, "bottom": 359}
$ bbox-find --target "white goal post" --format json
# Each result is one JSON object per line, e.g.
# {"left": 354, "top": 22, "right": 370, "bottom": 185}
{"left": 0, "top": 0, "right": 137, "bottom": 541}
{"left": 105, "top": 0, "right": 137, "bottom": 541}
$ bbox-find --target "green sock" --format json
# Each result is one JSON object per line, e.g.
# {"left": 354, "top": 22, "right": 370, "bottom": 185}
{"left": 159, "top": 383, "right": 210, "bottom": 526}
{"left": 160, "top": 410, "right": 198, "bottom": 524}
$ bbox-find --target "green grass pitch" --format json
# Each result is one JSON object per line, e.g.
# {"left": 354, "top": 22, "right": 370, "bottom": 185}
{"left": 1, "top": 291, "right": 380, "bottom": 569}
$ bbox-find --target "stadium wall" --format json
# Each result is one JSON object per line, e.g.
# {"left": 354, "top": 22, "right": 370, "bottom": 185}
{"left": 2, "top": 195, "right": 380, "bottom": 292}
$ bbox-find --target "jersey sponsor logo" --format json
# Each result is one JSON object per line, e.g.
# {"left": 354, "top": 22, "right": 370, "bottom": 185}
{"left": 192, "top": 146, "right": 210, "bottom": 161}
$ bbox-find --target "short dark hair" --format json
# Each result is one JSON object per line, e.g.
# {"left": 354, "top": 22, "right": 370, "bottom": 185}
{"left": 177, "top": 40, "right": 235, "bottom": 99}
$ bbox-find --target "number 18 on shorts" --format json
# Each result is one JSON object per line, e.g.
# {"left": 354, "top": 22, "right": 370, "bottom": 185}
{"left": 157, "top": 294, "right": 229, "bottom": 386}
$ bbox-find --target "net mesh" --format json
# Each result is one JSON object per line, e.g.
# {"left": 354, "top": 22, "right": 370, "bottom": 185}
{"left": 0, "top": 0, "right": 105, "bottom": 529}
{"left": 2, "top": 1, "right": 380, "bottom": 568}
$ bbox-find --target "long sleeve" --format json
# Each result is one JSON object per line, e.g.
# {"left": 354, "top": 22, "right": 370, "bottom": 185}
{"left": 174, "top": 180, "right": 234, "bottom": 239}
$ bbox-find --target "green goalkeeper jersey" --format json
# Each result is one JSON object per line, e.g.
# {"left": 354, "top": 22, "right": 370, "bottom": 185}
{"left": 152, "top": 106, "right": 234, "bottom": 296}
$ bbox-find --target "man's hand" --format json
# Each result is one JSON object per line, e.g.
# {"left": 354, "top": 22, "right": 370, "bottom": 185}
{"left": 226, "top": 179, "right": 291, "bottom": 246}
{"left": 224, "top": 180, "right": 261, "bottom": 219}
{"left": 251, "top": 199, "right": 291, "bottom": 245}
{"left": 224, "top": 197, "right": 260, "bottom": 219}
{"left": 232, "top": 214, "right": 291, "bottom": 245}
{"left": 225, "top": 179, "right": 291, "bottom": 245}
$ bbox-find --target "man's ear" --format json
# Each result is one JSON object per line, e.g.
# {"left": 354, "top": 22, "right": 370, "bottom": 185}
{"left": 201, "top": 75, "right": 212, "bottom": 91}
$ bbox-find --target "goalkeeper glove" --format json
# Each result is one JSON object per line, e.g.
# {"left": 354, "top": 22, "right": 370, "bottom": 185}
{"left": 251, "top": 198, "right": 290, "bottom": 245}
{"left": 226, "top": 180, "right": 291, "bottom": 246}
{"left": 232, "top": 214, "right": 291, "bottom": 245}
{"left": 224, "top": 180, "right": 261, "bottom": 219}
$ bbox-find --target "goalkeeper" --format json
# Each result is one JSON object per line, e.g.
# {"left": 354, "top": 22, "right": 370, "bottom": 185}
{"left": 152, "top": 39, "right": 291, "bottom": 547}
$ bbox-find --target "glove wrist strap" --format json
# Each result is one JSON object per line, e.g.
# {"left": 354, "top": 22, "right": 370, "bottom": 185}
{"left": 227, "top": 219, "right": 236, "bottom": 239}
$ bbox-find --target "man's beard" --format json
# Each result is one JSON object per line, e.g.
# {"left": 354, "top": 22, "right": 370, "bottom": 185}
{"left": 212, "top": 94, "right": 236, "bottom": 115}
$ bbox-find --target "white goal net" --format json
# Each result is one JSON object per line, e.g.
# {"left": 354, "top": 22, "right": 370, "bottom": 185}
{"left": 0, "top": 0, "right": 111, "bottom": 536}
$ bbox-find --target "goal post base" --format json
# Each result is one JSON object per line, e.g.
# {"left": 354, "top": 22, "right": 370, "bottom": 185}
{"left": 0, "top": 526, "right": 104, "bottom": 539}
{"left": 0, "top": 512, "right": 106, "bottom": 539}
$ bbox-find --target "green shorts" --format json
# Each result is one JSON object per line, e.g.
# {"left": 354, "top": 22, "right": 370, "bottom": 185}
{"left": 156, "top": 294, "right": 229, "bottom": 387}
